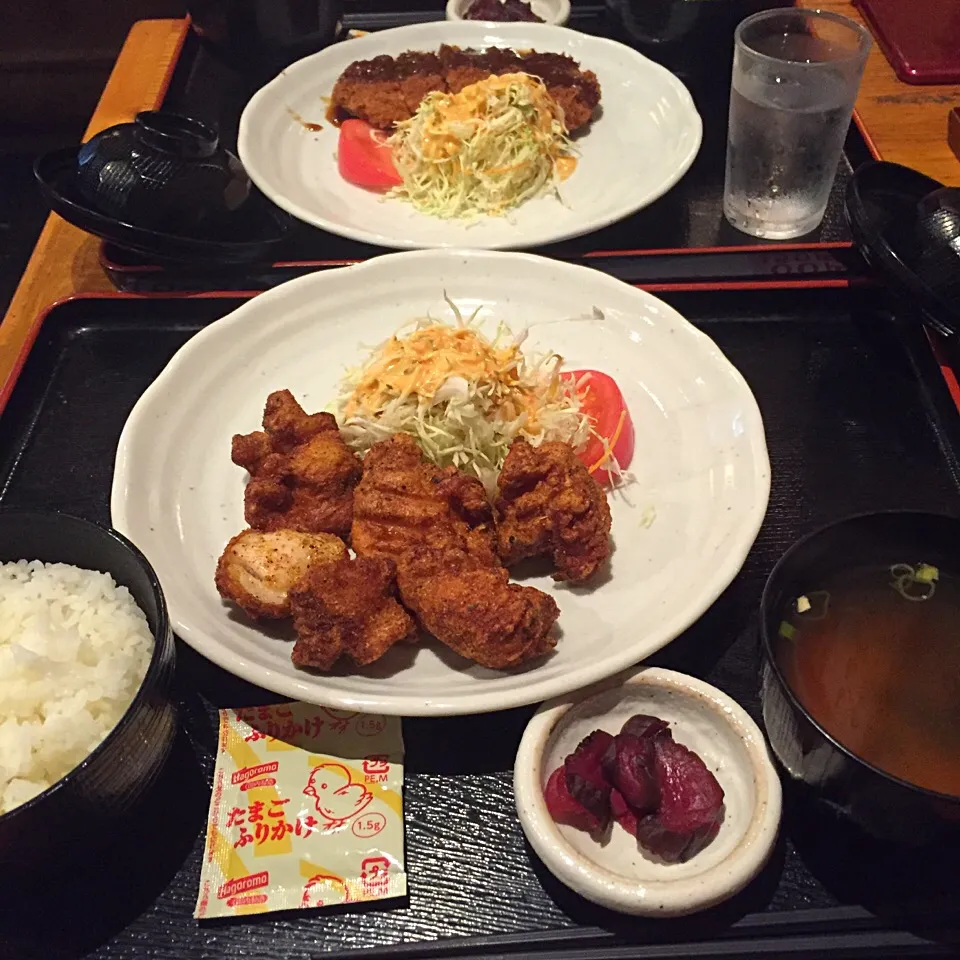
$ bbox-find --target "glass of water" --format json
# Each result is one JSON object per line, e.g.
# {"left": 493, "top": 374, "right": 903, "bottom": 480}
{"left": 723, "top": 8, "right": 871, "bottom": 240}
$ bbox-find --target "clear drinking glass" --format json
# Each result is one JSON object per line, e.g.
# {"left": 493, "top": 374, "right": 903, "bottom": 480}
{"left": 722, "top": 8, "right": 872, "bottom": 240}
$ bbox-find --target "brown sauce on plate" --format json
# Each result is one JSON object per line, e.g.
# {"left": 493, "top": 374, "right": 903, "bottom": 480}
{"left": 287, "top": 107, "right": 323, "bottom": 132}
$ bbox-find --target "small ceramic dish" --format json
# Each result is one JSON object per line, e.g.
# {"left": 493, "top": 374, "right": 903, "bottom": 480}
{"left": 445, "top": 0, "right": 570, "bottom": 26}
{"left": 514, "top": 666, "right": 781, "bottom": 917}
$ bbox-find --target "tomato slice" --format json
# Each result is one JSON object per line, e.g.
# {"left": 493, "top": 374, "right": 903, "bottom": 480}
{"left": 337, "top": 119, "right": 402, "bottom": 190}
{"left": 563, "top": 370, "right": 634, "bottom": 484}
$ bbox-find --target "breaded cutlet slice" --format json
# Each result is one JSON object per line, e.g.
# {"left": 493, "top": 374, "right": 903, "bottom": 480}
{"left": 331, "top": 45, "right": 601, "bottom": 132}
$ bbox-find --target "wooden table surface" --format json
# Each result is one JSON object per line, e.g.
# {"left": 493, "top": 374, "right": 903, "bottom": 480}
{"left": 799, "top": 0, "right": 960, "bottom": 184}
{"left": 1, "top": 5, "right": 959, "bottom": 406}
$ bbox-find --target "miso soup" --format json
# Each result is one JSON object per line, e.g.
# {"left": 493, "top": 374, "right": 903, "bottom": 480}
{"left": 777, "top": 562, "right": 960, "bottom": 797}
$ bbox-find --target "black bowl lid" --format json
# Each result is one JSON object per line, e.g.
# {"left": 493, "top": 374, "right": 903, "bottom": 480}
{"left": 846, "top": 160, "right": 960, "bottom": 337}
{"left": 34, "top": 147, "right": 295, "bottom": 267}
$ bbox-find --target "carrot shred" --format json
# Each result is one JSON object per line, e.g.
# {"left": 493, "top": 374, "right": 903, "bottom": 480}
{"left": 588, "top": 409, "right": 626, "bottom": 474}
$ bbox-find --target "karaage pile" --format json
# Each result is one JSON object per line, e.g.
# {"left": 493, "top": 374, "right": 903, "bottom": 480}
{"left": 219, "top": 398, "right": 613, "bottom": 673}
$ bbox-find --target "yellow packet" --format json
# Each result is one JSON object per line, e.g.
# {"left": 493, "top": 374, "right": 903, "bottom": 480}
{"left": 195, "top": 702, "right": 405, "bottom": 919}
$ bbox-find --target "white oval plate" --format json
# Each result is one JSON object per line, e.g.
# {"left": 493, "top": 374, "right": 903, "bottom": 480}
{"left": 111, "top": 250, "right": 769, "bottom": 716}
{"left": 515, "top": 667, "right": 782, "bottom": 916}
{"left": 237, "top": 21, "right": 702, "bottom": 249}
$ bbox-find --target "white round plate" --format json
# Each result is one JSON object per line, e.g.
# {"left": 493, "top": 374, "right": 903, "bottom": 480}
{"left": 514, "top": 667, "right": 782, "bottom": 916}
{"left": 111, "top": 250, "right": 769, "bottom": 716}
{"left": 237, "top": 21, "right": 701, "bottom": 249}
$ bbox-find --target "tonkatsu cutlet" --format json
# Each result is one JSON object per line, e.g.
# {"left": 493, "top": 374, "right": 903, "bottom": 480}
{"left": 331, "top": 45, "right": 601, "bottom": 132}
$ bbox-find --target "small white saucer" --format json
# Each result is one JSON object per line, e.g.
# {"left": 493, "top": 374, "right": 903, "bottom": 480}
{"left": 445, "top": 0, "right": 571, "bottom": 26}
{"left": 514, "top": 666, "right": 782, "bottom": 917}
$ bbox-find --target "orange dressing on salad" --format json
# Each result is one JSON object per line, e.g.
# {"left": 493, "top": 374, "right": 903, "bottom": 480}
{"left": 556, "top": 155, "right": 577, "bottom": 181}
{"left": 345, "top": 324, "right": 554, "bottom": 429}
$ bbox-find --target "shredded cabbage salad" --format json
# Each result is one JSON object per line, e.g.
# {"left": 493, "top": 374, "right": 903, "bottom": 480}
{"left": 334, "top": 301, "right": 591, "bottom": 492}
{"left": 386, "top": 72, "right": 574, "bottom": 220}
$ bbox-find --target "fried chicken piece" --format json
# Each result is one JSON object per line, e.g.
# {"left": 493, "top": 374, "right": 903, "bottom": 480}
{"left": 396, "top": 546, "right": 559, "bottom": 669}
{"left": 495, "top": 438, "right": 612, "bottom": 583}
{"left": 351, "top": 433, "right": 497, "bottom": 567}
{"left": 215, "top": 528, "right": 347, "bottom": 619}
{"left": 351, "top": 434, "right": 558, "bottom": 666}
{"left": 331, "top": 46, "right": 601, "bottom": 132}
{"left": 289, "top": 556, "right": 415, "bottom": 671}
{"left": 352, "top": 435, "right": 560, "bottom": 668}
{"left": 232, "top": 390, "right": 361, "bottom": 539}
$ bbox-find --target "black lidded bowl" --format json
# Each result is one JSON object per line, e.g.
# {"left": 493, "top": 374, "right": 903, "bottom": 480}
{"left": 0, "top": 510, "right": 177, "bottom": 866}
{"left": 75, "top": 111, "right": 250, "bottom": 238}
{"left": 759, "top": 511, "right": 960, "bottom": 845}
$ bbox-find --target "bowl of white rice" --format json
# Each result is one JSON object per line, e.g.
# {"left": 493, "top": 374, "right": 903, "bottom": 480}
{"left": 0, "top": 509, "right": 176, "bottom": 861}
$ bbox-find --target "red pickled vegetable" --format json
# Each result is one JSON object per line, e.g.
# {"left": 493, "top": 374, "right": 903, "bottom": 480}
{"left": 602, "top": 733, "right": 659, "bottom": 815}
{"left": 464, "top": 0, "right": 543, "bottom": 21}
{"left": 634, "top": 814, "right": 692, "bottom": 862}
{"left": 621, "top": 714, "right": 671, "bottom": 741}
{"left": 564, "top": 730, "right": 614, "bottom": 826}
{"left": 653, "top": 736, "right": 725, "bottom": 834}
{"left": 634, "top": 814, "right": 722, "bottom": 863}
{"left": 543, "top": 714, "right": 725, "bottom": 864}
{"left": 610, "top": 788, "right": 639, "bottom": 837}
{"left": 632, "top": 814, "right": 713, "bottom": 863}
{"left": 544, "top": 766, "right": 602, "bottom": 833}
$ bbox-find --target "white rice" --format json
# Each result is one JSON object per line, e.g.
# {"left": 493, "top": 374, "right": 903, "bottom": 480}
{"left": 0, "top": 560, "right": 153, "bottom": 815}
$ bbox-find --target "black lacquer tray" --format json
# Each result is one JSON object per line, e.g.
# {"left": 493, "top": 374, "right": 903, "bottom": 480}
{"left": 98, "top": 5, "right": 875, "bottom": 292}
{"left": 1, "top": 284, "right": 959, "bottom": 959}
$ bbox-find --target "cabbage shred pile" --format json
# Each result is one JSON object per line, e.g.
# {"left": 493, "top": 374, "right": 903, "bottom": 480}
{"left": 335, "top": 305, "right": 591, "bottom": 492}
{"left": 386, "top": 73, "right": 574, "bottom": 220}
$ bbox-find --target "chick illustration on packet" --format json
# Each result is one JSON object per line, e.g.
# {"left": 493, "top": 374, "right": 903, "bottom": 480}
{"left": 195, "top": 702, "right": 405, "bottom": 919}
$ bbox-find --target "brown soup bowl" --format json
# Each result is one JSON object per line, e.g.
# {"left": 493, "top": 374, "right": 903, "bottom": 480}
{"left": 759, "top": 511, "right": 960, "bottom": 845}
